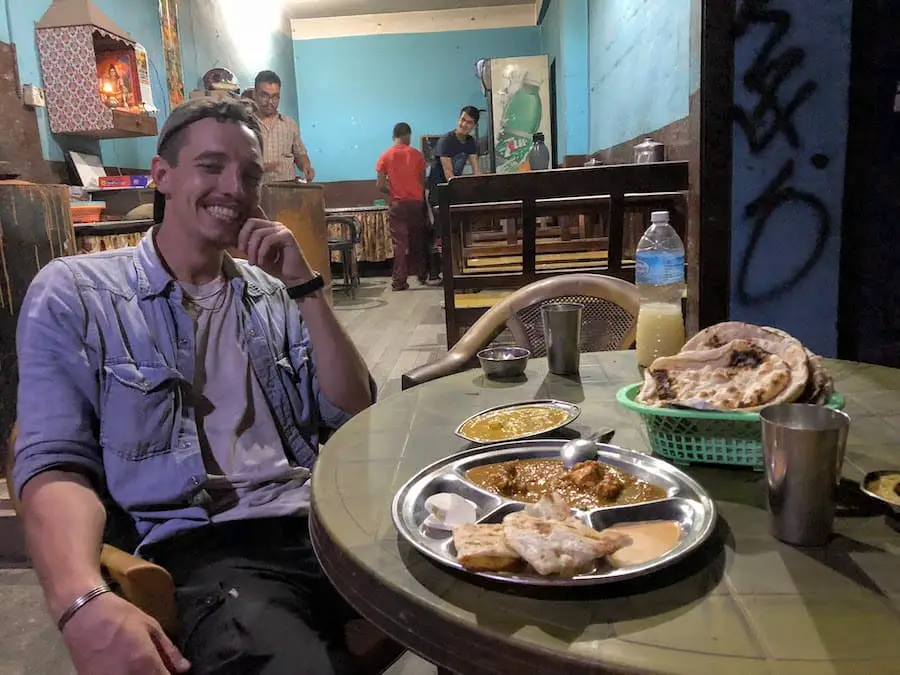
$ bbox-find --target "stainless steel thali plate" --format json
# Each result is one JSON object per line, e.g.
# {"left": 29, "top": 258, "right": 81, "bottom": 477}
{"left": 454, "top": 399, "right": 581, "bottom": 444}
{"left": 391, "top": 439, "right": 717, "bottom": 586}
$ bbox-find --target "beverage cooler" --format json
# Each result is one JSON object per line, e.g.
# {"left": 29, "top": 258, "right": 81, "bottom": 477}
{"left": 476, "top": 55, "right": 554, "bottom": 173}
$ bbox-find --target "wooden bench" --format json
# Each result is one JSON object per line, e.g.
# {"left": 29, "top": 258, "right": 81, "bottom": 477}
{"left": 436, "top": 162, "right": 690, "bottom": 348}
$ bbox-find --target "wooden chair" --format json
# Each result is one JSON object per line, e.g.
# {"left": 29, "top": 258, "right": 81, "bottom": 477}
{"left": 401, "top": 273, "right": 640, "bottom": 390}
{"left": 5, "top": 426, "right": 403, "bottom": 671}
{"left": 326, "top": 215, "right": 361, "bottom": 298}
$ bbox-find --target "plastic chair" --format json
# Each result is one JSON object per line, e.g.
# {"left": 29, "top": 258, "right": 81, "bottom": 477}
{"left": 401, "top": 274, "right": 640, "bottom": 390}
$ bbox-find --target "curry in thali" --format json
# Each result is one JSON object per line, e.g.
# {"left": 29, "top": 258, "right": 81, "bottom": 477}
{"left": 458, "top": 405, "right": 571, "bottom": 442}
{"left": 466, "top": 459, "right": 667, "bottom": 511}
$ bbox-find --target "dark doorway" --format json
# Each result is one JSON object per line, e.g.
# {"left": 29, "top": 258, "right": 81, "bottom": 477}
{"left": 838, "top": 0, "right": 900, "bottom": 365}
{"left": 549, "top": 57, "right": 559, "bottom": 168}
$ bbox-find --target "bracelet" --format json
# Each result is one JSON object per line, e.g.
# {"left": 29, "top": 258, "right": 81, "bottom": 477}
{"left": 56, "top": 584, "right": 112, "bottom": 632}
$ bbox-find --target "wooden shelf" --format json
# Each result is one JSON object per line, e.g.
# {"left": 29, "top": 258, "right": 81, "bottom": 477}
{"left": 64, "top": 110, "right": 158, "bottom": 139}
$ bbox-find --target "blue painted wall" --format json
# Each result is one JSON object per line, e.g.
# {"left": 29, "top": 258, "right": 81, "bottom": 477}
{"left": 539, "top": 0, "right": 590, "bottom": 160}
{"left": 177, "top": 0, "right": 299, "bottom": 125}
{"left": 292, "top": 27, "right": 541, "bottom": 183}
{"left": 3, "top": 0, "right": 296, "bottom": 170}
{"left": 730, "top": 0, "right": 852, "bottom": 357}
{"left": 0, "top": 2, "right": 10, "bottom": 44}
{"left": 587, "top": 0, "right": 690, "bottom": 151}
{"left": 540, "top": 2, "right": 565, "bottom": 158}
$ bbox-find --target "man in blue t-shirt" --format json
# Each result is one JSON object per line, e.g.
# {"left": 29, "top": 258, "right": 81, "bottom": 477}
{"left": 423, "top": 106, "right": 481, "bottom": 282}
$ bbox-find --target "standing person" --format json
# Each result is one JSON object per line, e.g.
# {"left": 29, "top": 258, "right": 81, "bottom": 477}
{"left": 12, "top": 97, "right": 379, "bottom": 674}
{"left": 376, "top": 122, "right": 427, "bottom": 291}
{"left": 254, "top": 70, "right": 315, "bottom": 183}
{"left": 425, "top": 105, "right": 481, "bottom": 283}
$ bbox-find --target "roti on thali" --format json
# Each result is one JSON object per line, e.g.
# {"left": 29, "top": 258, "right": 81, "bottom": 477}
{"left": 637, "top": 321, "right": 836, "bottom": 411}
{"left": 392, "top": 441, "right": 718, "bottom": 586}
{"left": 452, "top": 523, "right": 521, "bottom": 572}
{"left": 451, "top": 493, "right": 633, "bottom": 577}
{"left": 502, "top": 508, "right": 632, "bottom": 576}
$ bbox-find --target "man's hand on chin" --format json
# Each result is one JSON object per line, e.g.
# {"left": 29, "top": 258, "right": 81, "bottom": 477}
{"left": 236, "top": 215, "right": 314, "bottom": 285}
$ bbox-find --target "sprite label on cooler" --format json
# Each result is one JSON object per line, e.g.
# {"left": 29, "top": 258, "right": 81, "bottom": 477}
{"left": 496, "top": 80, "right": 543, "bottom": 173}
{"left": 496, "top": 135, "right": 532, "bottom": 173}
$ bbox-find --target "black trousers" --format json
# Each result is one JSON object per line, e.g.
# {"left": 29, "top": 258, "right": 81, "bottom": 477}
{"left": 424, "top": 193, "right": 442, "bottom": 280}
{"left": 146, "top": 517, "right": 361, "bottom": 675}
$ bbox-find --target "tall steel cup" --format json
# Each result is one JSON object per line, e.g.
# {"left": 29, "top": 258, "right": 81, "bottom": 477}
{"left": 760, "top": 404, "right": 851, "bottom": 546}
{"left": 541, "top": 303, "right": 583, "bottom": 375}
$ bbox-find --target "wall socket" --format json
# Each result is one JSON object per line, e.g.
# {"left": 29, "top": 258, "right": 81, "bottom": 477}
{"left": 22, "top": 84, "right": 46, "bottom": 107}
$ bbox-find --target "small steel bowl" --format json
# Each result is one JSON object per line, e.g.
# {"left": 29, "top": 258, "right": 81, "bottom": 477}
{"left": 860, "top": 470, "right": 900, "bottom": 514}
{"left": 477, "top": 346, "right": 531, "bottom": 380}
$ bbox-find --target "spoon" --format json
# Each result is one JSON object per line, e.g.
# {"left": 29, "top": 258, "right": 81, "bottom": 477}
{"left": 560, "top": 428, "right": 616, "bottom": 470}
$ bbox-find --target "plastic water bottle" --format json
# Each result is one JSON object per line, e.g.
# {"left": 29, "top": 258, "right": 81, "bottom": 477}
{"left": 635, "top": 210, "right": 686, "bottom": 368}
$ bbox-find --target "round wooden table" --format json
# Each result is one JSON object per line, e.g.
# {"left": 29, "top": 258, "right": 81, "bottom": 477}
{"left": 310, "top": 352, "right": 900, "bottom": 674}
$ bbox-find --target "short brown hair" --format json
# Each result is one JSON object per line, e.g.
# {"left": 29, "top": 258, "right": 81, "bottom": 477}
{"left": 157, "top": 96, "right": 262, "bottom": 166}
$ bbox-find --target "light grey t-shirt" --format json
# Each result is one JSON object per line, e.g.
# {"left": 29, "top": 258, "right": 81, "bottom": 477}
{"left": 180, "top": 276, "right": 310, "bottom": 521}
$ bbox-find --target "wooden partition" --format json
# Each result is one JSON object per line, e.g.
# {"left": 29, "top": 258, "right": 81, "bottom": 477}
{"left": 437, "top": 162, "right": 690, "bottom": 347}
{"left": 257, "top": 183, "right": 332, "bottom": 305}
{"left": 0, "top": 182, "right": 75, "bottom": 473}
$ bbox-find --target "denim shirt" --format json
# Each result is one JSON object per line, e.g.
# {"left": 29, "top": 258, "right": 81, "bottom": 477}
{"left": 13, "top": 229, "right": 364, "bottom": 553}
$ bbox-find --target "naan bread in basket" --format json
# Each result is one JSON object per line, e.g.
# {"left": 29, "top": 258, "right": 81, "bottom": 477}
{"left": 637, "top": 337, "right": 808, "bottom": 412}
{"left": 681, "top": 322, "right": 834, "bottom": 405}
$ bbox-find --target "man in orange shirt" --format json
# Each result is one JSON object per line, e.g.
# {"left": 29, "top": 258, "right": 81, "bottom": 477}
{"left": 376, "top": 122, "right": 427, "bottom": 291}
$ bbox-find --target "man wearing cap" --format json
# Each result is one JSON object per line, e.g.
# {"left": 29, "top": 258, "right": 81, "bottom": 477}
{"left": 13, "top": 97, "right": 374, "bottom": 674}
{"left": 254, "top": 70, "right": 314, "bottom": 183}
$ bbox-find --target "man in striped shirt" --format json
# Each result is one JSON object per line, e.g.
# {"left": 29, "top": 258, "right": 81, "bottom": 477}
{"left": 253, "top": 70, "right": 315, "bottom": 183}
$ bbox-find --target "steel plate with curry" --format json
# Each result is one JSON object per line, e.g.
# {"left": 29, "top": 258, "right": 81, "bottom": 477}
{"left": 466, "top": 458, "right": 667, "bottom": 511}
{"left": 457, "top": 403, "right": 576, "bottom": 443}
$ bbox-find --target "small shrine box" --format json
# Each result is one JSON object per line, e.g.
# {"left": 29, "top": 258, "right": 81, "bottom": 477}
{"left": 36, "top": 0, "right": 158, "bottom": 139}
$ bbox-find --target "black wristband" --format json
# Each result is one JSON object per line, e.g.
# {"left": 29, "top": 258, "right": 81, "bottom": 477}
{"left": 286, "top": 273, "right": 324, "bottom": 300}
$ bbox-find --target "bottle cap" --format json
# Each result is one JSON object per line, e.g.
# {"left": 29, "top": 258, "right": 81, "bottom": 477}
{"left": 651, "top": 211, "right": 669, "bottom": 223}
{"left": 532, "top": 132, "right": 545, "bottom": 143}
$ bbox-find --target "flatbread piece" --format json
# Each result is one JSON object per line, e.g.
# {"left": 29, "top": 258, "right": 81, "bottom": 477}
{"left": 452, "top": 523, "right": 521, "bottom": 571}
{"left": 682, "top": 322, "right": 830, "bottom": 405}
{"left": 502, "top": 511, "right": 632, "bottom": 576}
{"left": 637, "top": 338, "right": 805, "bottom": 411}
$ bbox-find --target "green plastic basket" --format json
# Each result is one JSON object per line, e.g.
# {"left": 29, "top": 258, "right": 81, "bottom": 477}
{"left": 616, "top": 383, "right": 846, "bottom": 470}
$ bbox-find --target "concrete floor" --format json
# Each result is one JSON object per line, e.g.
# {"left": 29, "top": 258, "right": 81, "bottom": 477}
{"left": 0, "top": 277, "right": 443, "bottom": 674}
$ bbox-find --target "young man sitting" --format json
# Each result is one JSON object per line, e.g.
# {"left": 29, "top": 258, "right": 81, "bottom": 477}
{"left": 13, "top": 97, "right": 377, "bottom": 675}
